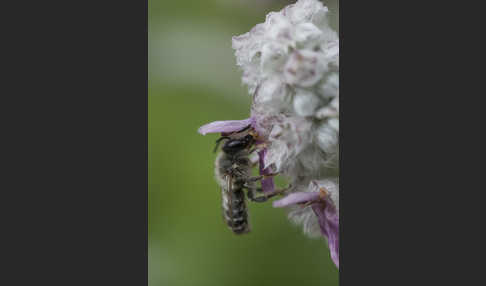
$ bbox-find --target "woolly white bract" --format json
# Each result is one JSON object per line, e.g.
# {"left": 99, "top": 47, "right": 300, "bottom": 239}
{"left": 199, "top": 0, "right": 340, "bottom": 268}
{"left": 232, "top": 0, "right": 339, "bottom": 240}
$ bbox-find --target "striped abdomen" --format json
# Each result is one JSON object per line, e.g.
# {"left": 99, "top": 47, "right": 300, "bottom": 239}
{"left": 222, "top": 188, "right": 249, "bottom": 234}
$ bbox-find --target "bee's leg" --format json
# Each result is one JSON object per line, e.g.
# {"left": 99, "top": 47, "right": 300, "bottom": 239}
{"left": 246, "top": 176, "right": 263, "bottom": 182}
{"left": 245, "top": 173, "right": 280, "bottom": 183}
{"left": 263, "top": 172, "right": 279, "bottom": 178}
{"left": 246, "top": 185, "right": 290, "bottom": 203}
{"left": 244, "top": 173, "right": 279, "bottom": 185}
{"left": 258, "top": 184, "right": 291, "bottom": 195}
{"left": 254, "top": 179, "right": 283, "bottom": 193}
{"left": 247, "top": 173, "right": 279, "bottom": 182}
{"left": 246, "top": 188, "right": 268, "bottom": 203}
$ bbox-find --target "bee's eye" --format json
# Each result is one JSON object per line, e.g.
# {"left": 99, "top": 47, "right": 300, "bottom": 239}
{"left": 243, "top": 134, "right": 253, "bottom": 142}
{"left": 223, "top": 139, "right": 249, "bottom": 154}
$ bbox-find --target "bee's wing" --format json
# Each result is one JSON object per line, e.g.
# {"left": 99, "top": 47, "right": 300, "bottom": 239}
{"left": 222, "top": 175, "right": 233, "bottom": 226}
{"left": 225, "top": 174, "right": 233, "bottom": 194}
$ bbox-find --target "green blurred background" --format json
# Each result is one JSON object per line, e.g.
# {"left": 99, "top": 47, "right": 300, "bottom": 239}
{"left": 149, "top": 1, "right": 339, "bottom": 285}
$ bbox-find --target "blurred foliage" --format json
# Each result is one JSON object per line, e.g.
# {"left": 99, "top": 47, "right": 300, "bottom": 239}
{"left": 149, "top": 1, "right": 339, "bottom": 285}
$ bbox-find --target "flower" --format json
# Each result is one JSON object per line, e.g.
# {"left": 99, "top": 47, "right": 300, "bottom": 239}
{"left": 198, "top": 118, "right": 254, "bottom": 135}
{"left": 233, "top": 0, "right": 339, "bottom": 267}
{"left": 273, "top": 179, "right": 339, "bottom": 267}
{"left": 231, "top": 0, "right": 339, "bottom": 267}
{"left": 199, "top": 0, "right": 339, "bottom": 268}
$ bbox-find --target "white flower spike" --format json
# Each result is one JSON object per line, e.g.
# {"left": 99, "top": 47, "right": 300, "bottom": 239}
{"left": 200, "top": 0, "right": 339, "bottom": 268}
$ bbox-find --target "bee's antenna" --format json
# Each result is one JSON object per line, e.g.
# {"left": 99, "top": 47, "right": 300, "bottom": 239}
{"left": 234, "top": 124, "right": 251, "bottom": 134}
{"left": 213, "top": 136, "right": 230, "bottom": 153}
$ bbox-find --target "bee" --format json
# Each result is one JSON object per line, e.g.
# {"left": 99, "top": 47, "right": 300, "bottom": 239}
{"left": 213, "top": 126, "right": 280, "bottom": 235}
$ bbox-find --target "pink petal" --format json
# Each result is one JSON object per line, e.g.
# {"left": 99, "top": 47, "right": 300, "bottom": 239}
{"left": 258, "top": 149, "right": 275, "bottom": 193}
{"left": 312, "top": 199, "right": 339, "bottom": 268}
{"left": 198, "top": 118, "right": 253, "bottom": 135}
{"left": 272, "top": 190, "right": 340, "bottom": 268}
{"left": 272, "top": 192, "right": 320, "bottom": 208}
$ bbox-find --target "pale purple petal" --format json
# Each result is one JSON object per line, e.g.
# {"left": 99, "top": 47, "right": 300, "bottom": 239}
{"left": 272, "top": 191, "right": 319, "bottom": 208}
{"left": 250, "top": 109, "right": 268, "bottom": 137}
{"left": 312, "top": 198, "right": 339, "bottom": 268}
{"left": 258, "top": 149, "right": 275, "bottom": 193}
{"left": 198, "top": 118, "right": 253, "bottom": 135}
{"left": 272, "top": 190, "right": 339, "bottom": 268}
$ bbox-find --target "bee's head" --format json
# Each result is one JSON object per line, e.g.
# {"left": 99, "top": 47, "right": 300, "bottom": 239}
{"left": 222, "top": 134, "right": 254, "bottom": 154}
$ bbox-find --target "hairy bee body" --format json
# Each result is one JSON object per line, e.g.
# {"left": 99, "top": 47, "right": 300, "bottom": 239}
{"left": 215, "top": 149, "right": 252, "bottom": 234}
{"left": 211, "top": 128, "right": 285, "bottom": 234}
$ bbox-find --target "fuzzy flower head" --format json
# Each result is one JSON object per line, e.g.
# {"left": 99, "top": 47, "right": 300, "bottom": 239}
{"left": 232, "top": 0, "right": 338, "bottom": 172}
{"left": 199, "top": 0, "right": 339, "bottom": 268}
{"left": 232, "top": 0, "right": 339, "bottom": 267}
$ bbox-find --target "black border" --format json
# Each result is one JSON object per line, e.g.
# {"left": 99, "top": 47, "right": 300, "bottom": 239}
{"left": 4, "top": 0, "right": 148, "bottom": 284}
{"left": 339, "top": 0, "right": 470, "bottom": 284}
